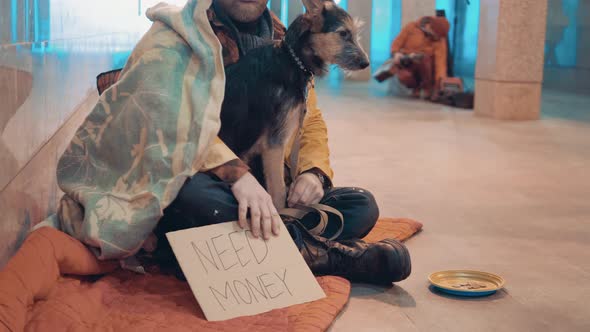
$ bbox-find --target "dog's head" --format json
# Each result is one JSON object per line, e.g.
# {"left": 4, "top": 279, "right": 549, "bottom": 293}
{"left": 286, "top": 0, "right": 370, "bottom": 75}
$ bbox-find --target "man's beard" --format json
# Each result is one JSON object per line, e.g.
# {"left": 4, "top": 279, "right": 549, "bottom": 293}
{"left": 226, "top": 2, "right": 267, "bottom": 23}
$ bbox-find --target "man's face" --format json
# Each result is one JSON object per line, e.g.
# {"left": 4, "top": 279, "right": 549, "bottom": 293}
{"left": 215, "top": 0, "right": 269, "bottom": 23}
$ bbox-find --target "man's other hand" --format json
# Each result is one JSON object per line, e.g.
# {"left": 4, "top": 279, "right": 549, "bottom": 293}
{"left": 392, "top": 52, "right": 404, "bottom": 65}
{"left": 288, "top": 173, "right": 324, "bottom": 207}
{"left": 231, "top": 172, "right": 281, "bottom": 240}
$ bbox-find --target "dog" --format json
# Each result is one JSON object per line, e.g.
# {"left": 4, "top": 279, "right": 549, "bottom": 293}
{"left": 218, "top": 0, "right": 369, "bottom": 209}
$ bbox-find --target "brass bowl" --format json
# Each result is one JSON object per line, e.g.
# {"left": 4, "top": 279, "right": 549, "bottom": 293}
{"left": 429, "top": 270, "right": 505, "bottom": 297}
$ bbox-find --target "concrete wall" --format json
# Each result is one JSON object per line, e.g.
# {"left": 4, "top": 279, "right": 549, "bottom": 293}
{"left": 0, "top": 0, "right": 175, "bottom": 266}
{"left": 543, "top": 0, "right": 590, "bottom": 94}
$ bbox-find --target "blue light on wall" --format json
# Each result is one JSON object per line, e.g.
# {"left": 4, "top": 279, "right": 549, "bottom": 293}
{"left": 436, "top": 0, "right": 480, "bottom": 78}
{"left": 280, "top": 0, "right": 288, "bottom": 26}
{"left": 11, "top": 0, "right": 18, "bottom": 42}
{"left": 371, "top": 0, "right": 392, "bottom": 65}
{"left": 34, "top": 0, "right": 40, "bottom": 42}
{"left": 461, "top": 0, "right": 480, "bottom": 76}
{"left": 547, "top": 0, "right": 578, "bottom": 67}
{"left": 391, "top": 0, "right": 402, "bottom": 40}
{"left": 25, "top": 0, "right": 30, "bottom": 41}
{"left": 371, "top": 0, "right": 402, "bottom": 65}
{"left": 435, "top": 0, "right": 455, "bottom": 47}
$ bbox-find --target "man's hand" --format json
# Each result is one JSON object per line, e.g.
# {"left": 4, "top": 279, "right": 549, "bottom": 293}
{"left": 287, "top": 173, "right": 324, "bottom": 208}
{"left": 392, "top": 52, "right": 404, "bottom": 65}
{"left": 231, "top": 172, "right": 281, "bottom": 240}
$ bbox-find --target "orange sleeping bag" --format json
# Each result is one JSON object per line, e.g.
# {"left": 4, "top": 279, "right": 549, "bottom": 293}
{"left": 0, "top": 218, "right": 422, "bottom": 331}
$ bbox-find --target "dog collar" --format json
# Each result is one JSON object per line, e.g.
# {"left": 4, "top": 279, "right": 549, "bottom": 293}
{"left": 284, "top": 42, "right": 314, "bottom": 79}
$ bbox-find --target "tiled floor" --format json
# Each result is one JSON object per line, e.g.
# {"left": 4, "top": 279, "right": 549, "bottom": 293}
{"left": 316, "top": 80, "right": 590, "bottom": 332}
{"left": 2, "top": 49, "right": 590, "bottom": 330}
{"left": 1, "top": 2, "right": 589, "bottom": 329}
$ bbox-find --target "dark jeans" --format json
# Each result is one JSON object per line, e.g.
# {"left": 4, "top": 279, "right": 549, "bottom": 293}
{"left": 396, "top": 54, "right": 434, "bottom": 90}
{"left": 154, "top": 173, "right": 380, "bottom": 257}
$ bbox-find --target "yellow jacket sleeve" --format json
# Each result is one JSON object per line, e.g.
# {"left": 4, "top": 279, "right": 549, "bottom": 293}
{"left": 285, "top": 85, "right": 334, "bottom": 180}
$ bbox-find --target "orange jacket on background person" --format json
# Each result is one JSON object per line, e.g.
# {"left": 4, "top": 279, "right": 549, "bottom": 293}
{"left": 390, "top": 16, "right": 449, "bottom": 83}
{"left": 200, "top": 8, "right": 334, "bottom": 186}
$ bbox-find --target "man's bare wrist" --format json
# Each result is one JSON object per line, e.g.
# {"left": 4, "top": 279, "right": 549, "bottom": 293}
{"left": 304, "top": 168, "right": 332, "bottom": 190}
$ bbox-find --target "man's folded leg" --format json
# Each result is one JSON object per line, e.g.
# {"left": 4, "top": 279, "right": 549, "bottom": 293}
{"left": 287, "top": 223, "right": 412, "bottom": 285}
{"left": 295, "top": 187, "right": 411, "bottom": 284}
{"left": 315, "top": 187, "right": 380, "bottom": 240}
{"left": 153, "top": 174, "right": 411, "bottom": 285}
{"left": 397, "top": 68, "right": 418, "bottom": 90}
{"left": 151, "top": 173, "right": 239, "bottom": 273}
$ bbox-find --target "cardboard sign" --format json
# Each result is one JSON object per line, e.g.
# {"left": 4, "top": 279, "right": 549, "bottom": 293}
{"left": 166, "top": 221, "right": 326, "bottom": 321}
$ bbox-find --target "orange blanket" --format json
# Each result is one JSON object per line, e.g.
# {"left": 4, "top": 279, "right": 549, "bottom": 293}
{"left": 0, "top": 219, "right": 421, "bottom": 332}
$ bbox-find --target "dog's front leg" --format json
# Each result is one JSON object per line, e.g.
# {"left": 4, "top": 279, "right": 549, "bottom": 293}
{"left": 262, "top": 145, "right": 287, "bottom": 210}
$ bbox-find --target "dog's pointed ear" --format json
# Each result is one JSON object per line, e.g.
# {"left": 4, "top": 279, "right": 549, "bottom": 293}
{"left": 302, "top": 0, "right": 329, "bottom": 32}
{"left": 302, "top": 0, "right": 324, "bottom": 18}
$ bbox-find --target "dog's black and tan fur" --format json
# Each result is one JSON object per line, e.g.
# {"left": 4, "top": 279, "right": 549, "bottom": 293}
{"left": 219, "top": 0, "right": 369, "bottom": 209}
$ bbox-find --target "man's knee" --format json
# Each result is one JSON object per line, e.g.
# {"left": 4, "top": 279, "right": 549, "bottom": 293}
{"left": 167, "top": 172, "right": 238, "bottom": 221}
{"left": 348, "top": 187, "right": 380, "bottom": 228}
{"left": 397, "top": 69, "right": 417, "bottom": 88}
{"left": 174, "top": 173, "right": 221, "bottom": 206}
{"left": 323, "top": 187, "right": 380, "bottom": 239}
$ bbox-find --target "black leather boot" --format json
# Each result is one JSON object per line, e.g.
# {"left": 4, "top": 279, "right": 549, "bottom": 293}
{"left": 287, "top": 222, "right": 411, "bottom": 285}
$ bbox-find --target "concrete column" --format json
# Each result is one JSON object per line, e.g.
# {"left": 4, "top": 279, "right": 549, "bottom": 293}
{"left": 401, "top": 0, "right": 436, "bottom": 27}
{"left": 0, "top": 0, "right": 11, "bottom": 44}
{"left": 0, "top": 0, "right": 29, "bottom": 44}
{"left": 16, "top": 0, "right": 27, "bottom": 43}
{"left": 475, "top": 0, "right": 548, "bottom": 120}
{"left": 346, "top": 0, "right": 373, "bottom": 81}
